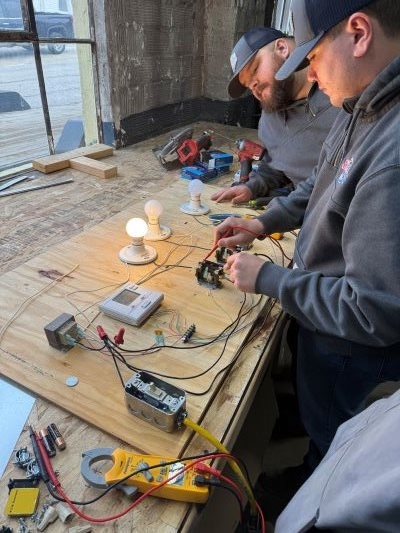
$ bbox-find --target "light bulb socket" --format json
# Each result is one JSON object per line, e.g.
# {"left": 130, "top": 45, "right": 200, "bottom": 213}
{"left": 119, "top": 238, "right": 157, "bottom": 264}
{"left": 145, "top": 223, "right": 171, "bottom": 241}
{"left": 180, "top": 200, "right": 209, "bottom": 216}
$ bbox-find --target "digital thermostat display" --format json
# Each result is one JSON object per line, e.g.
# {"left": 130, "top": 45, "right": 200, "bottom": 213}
{"left": 112, "top": 289, "right": 140, "bottom": 306}
{"left": 99, "top": 282, "right": 164, "bottom": 326}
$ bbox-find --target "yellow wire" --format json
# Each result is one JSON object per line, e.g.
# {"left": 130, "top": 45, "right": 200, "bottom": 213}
{"left": 183, "top": 416, "right": 257, "bottom": 514}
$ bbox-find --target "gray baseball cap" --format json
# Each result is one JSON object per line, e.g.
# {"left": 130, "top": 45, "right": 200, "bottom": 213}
{"left": 275, "top": 0, "right": 376, "bottom": 80}
{"left": 228, "top": 27, "right": 286, "bottom": 98}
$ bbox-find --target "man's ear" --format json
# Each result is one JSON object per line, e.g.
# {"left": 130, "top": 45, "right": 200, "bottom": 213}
{"left": 274, "top": 38, "right": 290, "bottom": 59}
{"left": 347, "top": 12, "right": 373, "bottom": 58}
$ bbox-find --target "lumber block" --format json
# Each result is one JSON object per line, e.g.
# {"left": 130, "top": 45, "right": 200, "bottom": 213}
{"left": 32, "top": 143, "right": 114, "bottom": 173}
{"left": 69, "top": 156, "right": 117, "bottom": 178}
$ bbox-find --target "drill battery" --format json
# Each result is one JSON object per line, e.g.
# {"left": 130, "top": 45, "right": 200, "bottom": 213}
{"left": 181, "top": 150, "right": 233, "bottom": 181}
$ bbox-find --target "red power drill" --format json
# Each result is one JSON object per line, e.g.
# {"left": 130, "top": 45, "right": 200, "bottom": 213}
{"left": 177, "top": 131, "right": 213, "bottom": 165}
{"left": 235, "top": 139, "right": 266, "bottom": 183}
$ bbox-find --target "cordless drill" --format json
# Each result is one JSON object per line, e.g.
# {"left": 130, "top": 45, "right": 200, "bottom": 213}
{"left": 177, "top": 131, "right": 213, "bottom": 165}
{"left": 235, "top": 138, "right": 266, "bottom": 183}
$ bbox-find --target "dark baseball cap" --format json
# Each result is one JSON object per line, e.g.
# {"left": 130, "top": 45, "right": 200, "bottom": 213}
{"left": 275, "top": 0, "right": 375, "bottom": 80}
{"left": 228, "top": 27, "right": 286, "bottom": 98}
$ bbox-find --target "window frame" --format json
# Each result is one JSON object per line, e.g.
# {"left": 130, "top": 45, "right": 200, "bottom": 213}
{"left": 0, "top": 0, "right": 101, "bottom": 156}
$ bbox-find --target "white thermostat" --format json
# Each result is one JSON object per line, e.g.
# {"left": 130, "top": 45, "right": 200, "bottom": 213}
{"left": 99, "top": 282, "right": 164, "bottom": 326}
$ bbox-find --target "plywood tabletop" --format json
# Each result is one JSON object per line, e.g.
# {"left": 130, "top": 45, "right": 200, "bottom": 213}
{"left": 0, "top": 123, "right": 295, "bottom": 532}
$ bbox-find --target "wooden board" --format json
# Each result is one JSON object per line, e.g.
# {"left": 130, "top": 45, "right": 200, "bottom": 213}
{"left": 70, "top": 156, "right": 118, "bottom": 178}
{"left": 0, "top": 124, "right": 293, "bottom": 533}
{"left": 32, "top": 143, "right": 114, "bottom": 173}
{"left": 0, "top": 180, "right": 287, "bottom": 458}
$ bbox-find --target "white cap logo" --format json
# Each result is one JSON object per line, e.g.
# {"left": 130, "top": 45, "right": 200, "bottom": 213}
{"left": 230, "top": 52, "right": 238, "bottom": 72}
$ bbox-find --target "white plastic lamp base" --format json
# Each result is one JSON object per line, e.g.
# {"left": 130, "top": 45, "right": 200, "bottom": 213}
{"left": 180, "top": 201, "right": 210, "bottom": 215}
{"left": 119, "top": 243, "right": 157, "bottom": 265}
{"left": 145, "top": 224, "right": 172, "bottom": 241}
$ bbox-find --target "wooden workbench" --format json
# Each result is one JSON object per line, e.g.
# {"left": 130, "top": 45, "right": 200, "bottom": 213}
{"left": 0, "top": 123, "right": 294, "bottom": 532}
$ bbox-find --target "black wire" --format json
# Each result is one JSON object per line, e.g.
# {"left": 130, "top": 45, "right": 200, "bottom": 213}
{"left": 105, "top": 340, "right": 125, "bottom": 388}
{"left": 165, "top": 240, "right": 210, "bottom": 251}
{"left": 43, "top": 450, "right": 249, "bottom": 506}
{"left": 109, "top": 293, "right": 253, "bottom": 354}
{"left": 98, "top": 298, "right": 244, "bottom": 357}
{"left": 98, "top": 294, "right": 267, "bottom": 393}
{"left": 254, "top": 253, "right": 275, "bottom": 262}
{"left": 186, "top": 298, "right": 276, "bottom": 396}
{"left": 200, "top": 479, "right": 244, "bottom": 522}
{"left": 106, "top": 295, "right": 254, "bottom": 383}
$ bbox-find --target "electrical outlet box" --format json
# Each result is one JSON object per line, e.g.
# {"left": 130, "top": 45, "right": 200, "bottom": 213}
{"left": 44, "top": 313, "right": 83, "bottom": 351}
{"left": 125, "top": 371, "right": 186, "bottom": 432}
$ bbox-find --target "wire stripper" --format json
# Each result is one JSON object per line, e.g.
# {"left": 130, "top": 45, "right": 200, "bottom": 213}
{"left": 81, "top": 447, "right": 209, "bottom": 503}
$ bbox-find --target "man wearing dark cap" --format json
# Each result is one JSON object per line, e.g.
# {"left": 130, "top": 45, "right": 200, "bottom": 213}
{"left": 211, "top": 27, "right": 338, "bottom": 205}
{"left": 215, "top": 0, "right": 400, "bottom": 523}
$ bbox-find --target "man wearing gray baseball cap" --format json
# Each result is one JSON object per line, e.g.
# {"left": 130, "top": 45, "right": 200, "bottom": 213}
{"left": 211, "top": 27, "right": 338, "bottom": 206}
{"left": 214, "top": 0, "right": 400, "bottom": 523}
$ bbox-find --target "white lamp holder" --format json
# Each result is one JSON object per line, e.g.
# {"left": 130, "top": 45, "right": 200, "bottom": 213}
{"left": 180, "top": 179, "right": 209, "bottom": 215}
{"left": 144, "top": 199, "right": 171, "bottom": 241}
{"left": 119, "top": 218, "right": 157, "bottom": 265}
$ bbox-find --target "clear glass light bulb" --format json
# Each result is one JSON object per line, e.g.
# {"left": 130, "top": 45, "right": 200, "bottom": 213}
{"left": 126, "top": 217, "right": 148, "bottom": 238}
{"left": 188, "top": 179, "right": 204, "bottom": 195}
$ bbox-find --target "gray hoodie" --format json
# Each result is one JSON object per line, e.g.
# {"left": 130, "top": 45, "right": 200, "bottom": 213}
{"left": 255, "top": 57, "right": 400, "bottom": 347}
{"left": 246, "top": 85, "right": 338, "bottom": 197}
{"left": 276, "top": 387, "right": 400, "bottom": 533}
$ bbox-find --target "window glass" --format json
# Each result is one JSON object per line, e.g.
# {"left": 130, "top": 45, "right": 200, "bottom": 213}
{"left": 0, "top": 41, "right": 97, "bottom": 171}
{"left": 0, "top": 1, "right": 96, "bottom": 171}
{"left": 0, "top": 0, "right": 24, "bottom": 31}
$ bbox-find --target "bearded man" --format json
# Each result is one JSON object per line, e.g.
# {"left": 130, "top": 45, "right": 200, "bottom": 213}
{"left": 212, "top": 27, "right": 338, "bottom": 205}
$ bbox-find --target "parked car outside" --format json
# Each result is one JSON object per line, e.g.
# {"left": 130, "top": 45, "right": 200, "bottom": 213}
{"left": 0, "top": 0, "right": 73, "bottom": 54}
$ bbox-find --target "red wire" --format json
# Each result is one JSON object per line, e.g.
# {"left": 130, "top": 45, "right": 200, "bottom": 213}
{"left": 203, "top": 242, "right": 220, "bottom": 260}
{"left": 195, "top": 463, "right": 245, "bottom": 503}
{"left": 36, "top": 446, "right": 246, "bottom": 524}
{"left": 195, "top": 463, "right": 266, "bottom": 533}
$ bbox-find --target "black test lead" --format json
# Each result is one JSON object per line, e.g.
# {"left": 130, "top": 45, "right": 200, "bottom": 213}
{"left": 28, "top": 426, "right": 49, "bottom": 483}
{"left": 47, "top": 423, "right": 66, "bottom": 450}
{"left": 39, "top": 428, "right": 56, "bottom": 457}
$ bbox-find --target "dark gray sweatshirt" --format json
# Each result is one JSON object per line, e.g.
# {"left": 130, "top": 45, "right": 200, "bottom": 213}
{"left": 255, "top": 57, "right": 400, "bottom": 347}
{"left": 246, "top": 85, "right": 338, "bottom": 197}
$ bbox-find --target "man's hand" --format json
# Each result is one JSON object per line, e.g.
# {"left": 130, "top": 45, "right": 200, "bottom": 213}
{"left": 211, "top": 185, "right": 252, "bottom": 204}
{"left": 214, "top": 216, "right": 265, "bottom": 249}
{"left": 225, "top": 252, "right": 265, "bottom": 293}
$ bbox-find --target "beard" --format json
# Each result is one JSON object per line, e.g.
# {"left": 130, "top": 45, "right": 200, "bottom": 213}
{"left": 260, "top": 56, "right": 296, "bottom": 113}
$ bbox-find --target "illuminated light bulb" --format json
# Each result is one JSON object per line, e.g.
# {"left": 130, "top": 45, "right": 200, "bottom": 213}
{"left": 180, "top": 178, "right": 209, "bottom": 215}
{"left": 144, "top": 199, "right": 171, "bottom": 241}
{"left": 119, "top": 217, "right": 157, "bottom": 264}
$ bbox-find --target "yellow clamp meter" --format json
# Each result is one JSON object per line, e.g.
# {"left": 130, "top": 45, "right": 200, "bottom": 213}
{"left": 81, "top": 447, "right": 209, "bottom": 504}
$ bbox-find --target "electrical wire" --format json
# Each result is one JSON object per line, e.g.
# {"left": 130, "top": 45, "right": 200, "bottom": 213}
{"left": 182, "top": 416, "right": 257, "bottom": 516}
{"left": 97, "top": 294, "right": 258, "bottom": 386}
{"left": 0, "top": 264, "right": 79, "bottom": 346}
{"left": 37, "top": 437, "right": 252, "bottom": 524}
{"left": 185, "top": 298, "right": 276, "bottom": 396}
{"left": 195, "top": 477, "right": 245, "bottom": 521}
